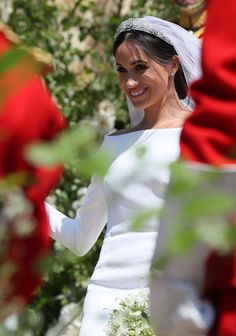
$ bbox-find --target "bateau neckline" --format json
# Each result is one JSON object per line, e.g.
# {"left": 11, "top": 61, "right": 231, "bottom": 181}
{"left": 106, "top": 127, "right": 181, "bottom": 137}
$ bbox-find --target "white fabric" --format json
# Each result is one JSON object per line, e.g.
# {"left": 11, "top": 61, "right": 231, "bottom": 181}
{"left": 47, "top": 128, "right": 182, "bottom": 335}
{"left": 46, "top": 174, "right": 107, "bottom": 257}
{"left": 114, "top": 16, "right": 202, "bottom": 126}
{"left": 150, "top": 164, "right": 236, "bottom": 336}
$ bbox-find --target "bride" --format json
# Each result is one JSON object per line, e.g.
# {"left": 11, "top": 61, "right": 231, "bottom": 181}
{"left": 46, "top": 16, "right": 201, "bottom": 335}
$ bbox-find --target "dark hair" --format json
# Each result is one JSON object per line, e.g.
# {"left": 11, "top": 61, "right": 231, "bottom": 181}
{"left": 113, "top": 31, "right": 188, "bottom": 99}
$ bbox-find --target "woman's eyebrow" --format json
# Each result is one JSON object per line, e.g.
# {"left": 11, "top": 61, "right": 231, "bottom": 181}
{"left": 131, "top": 60, "right": 148, "bottom": 65}
{"left": 116, "top": 60, "right": 148, "bottom": 66}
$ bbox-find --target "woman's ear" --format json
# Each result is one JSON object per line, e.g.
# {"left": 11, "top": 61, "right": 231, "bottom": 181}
{"left": 169, "top": 55, "right": 180, "bottom": 77}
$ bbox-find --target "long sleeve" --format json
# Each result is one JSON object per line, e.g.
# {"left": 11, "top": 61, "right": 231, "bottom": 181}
{"left": 46, "top": 174, "right": 107, "bottom": 256}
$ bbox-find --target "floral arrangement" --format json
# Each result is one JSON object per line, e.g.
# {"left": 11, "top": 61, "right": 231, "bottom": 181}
{"left": 106, "top": 289, "right": 156, "bottom": 336}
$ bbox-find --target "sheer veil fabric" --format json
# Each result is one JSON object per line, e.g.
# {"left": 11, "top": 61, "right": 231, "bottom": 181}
{"left": 114, "top": 16, "right": 202, "bottom": 127}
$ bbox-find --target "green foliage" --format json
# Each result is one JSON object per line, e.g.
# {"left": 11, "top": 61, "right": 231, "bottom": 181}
{"left": 153, "top": 163, "right": 236, "bottom": 271}
{"left": 0, "top": 47, "right": 27, "bottom": 73}
{"left": 131, "top": 209, "right": 160, "bottom": 231}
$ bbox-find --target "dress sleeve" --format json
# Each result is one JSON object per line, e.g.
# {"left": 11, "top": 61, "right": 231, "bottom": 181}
{"left": 46, "top": 175, "right": 107, "bottom": 256}
{"left": 46, "top": 137, "right": 110, "bottom": 256}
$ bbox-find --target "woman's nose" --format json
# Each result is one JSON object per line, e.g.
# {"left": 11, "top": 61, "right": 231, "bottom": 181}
{"left": 126, "top": 77, "right": 138, "bottom": 88}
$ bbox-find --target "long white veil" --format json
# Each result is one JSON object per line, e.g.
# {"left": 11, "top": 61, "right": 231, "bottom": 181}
{"left": 115, "top": 16, "right": 202, "bottom": 127}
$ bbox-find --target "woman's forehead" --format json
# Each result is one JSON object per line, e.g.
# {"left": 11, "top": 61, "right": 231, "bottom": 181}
{"left": 115, "top": 41, "right": 150, "bottom": 64}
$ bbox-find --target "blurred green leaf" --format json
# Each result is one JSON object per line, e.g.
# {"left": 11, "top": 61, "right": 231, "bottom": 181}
{"left": 0, "top": 47, "right": 27, "bottom": 73}
{"left": 182, "top": 192, "right": 235, "bottom": 219}
{"left": 131, "top": 209, "right": 159, "bottom": 231}
{"left": 26, "top": 125, "right": 95, "bottom": 165}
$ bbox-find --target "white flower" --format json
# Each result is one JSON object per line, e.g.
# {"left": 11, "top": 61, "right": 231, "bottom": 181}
{"left": 98, "top": 100, "right": 116, "bottom": 117}
{"left": 74, "top": 97, "right": 116, "bottom": 139}
{"left": 3, "top": 314, "right": 18, "bottom": 331}
{"left": 62, "top": 27, "right": 80, "bottom": 50}
{"left": 120, "top": 0, "right": 133, "bottom": 16}
{"left": 97, "top": 0, "right": 119, "bottom": 15}
{"left": 75, "top": 71, "right": 95, "bottom": 89}
{"left": 0, "top": 187, "right": 35, "bottom": 238}
{"left": 68, "top": 57, "right": 81, "bottom": 75}
{"left": 0, "top": 0, "right": 13, "bottom": 22}
{"left": 106, "top": 289, "right": 155, "bottom": 336}
{"left": 79, "top": 117, "right": 98, "bottom": 130}
{"left": 93, "top": 100, "right": 116, "bottom": 136}
{"left": 96, "top": 0, "right": 133, "bottom": 15}
{"left": 71, "top": 199, "right": 81, "bottom": 211}
{"left": 53, "top": 241, "right": 65, "bottom": 251}
{"left": 72, "top": 187, "right": 88, "bottom": 210}
{"left": 46, "top": 194, "right": 57, "bottom": 206}
{"left": 79, "top": 35, "right": 95, "bottom": 52}
{"left": 77, "top": 187, "right": 88, "bottom": 198}
{"left": 95, "top": 113, "right": 116, "bottom": 135}
{"left": 47, "top": 0, "right": 76, "bottom": 11}
{"left": 81, "top": 9, "right": 94, "bottom": 25}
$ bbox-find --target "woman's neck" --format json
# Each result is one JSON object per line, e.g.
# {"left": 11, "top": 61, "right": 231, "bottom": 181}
{"left": 140, "top": 91, "right": 190, "bottom": 130}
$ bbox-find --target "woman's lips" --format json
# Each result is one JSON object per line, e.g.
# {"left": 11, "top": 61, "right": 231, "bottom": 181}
{"left": 129, "top": 87, "right": 148, "bottom": 98}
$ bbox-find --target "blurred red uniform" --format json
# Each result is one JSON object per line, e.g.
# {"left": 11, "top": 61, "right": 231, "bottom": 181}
{"left": 181, "top": 0, "right": 236, "bottom": 334}
{"left": 0, "top": 26, "right": 66, "bottom": 316}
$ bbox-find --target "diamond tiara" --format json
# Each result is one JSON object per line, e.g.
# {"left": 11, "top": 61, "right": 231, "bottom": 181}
{"left": 114, "top": 18, "right": 172, "bottom": 45}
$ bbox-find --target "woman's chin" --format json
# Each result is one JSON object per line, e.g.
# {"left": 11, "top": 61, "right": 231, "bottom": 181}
{"left": 132, "top": 102, "right": 146, "bottom": 110}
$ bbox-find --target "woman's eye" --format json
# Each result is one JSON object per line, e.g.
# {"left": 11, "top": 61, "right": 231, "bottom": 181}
{"left": 116, "top": 67, "right": 126, "bottom": 73}
{"left": 136, "top": 64, "right": 147, "bottom": 71}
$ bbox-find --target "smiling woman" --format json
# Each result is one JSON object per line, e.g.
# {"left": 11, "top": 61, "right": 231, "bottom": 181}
{"left": 113, "top": 17, "right": 201, "bottom": 132}
{"left": 46, "top": 16, "right": 201, "bottom": 336}
{"left": 114, "top": 31, "right": 188, "bottom": 130}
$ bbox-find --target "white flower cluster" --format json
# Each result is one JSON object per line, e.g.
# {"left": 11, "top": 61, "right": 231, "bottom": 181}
{"left": 3, "top": 314, "right": 18, "bottom": 332}
{"left": 94, "top": 100, "right": 116, "bottom": 136}
{"left": 72, "top": 187, "right": 88, "bottom": 211}
{"left": 79, "top": 99, "right": 116, "bottom": 138}
{"left": 47, "top": 0, "right": 77, "bottom": 12}
{"left": 47, "top": 0, "right": 95, "bottom": 24}
{"left": 62, "top": 27, "right": 81, "bottom": 50}
{"left": 0, "top": 187, "right": 35, "bottom": 240}
{"left": 0, "top": 187, "right": 36, "bottom": 320}
{"left": 0, "top": 0, "right": 13, "bottom": 22}
{"left": 106, "top": 289, "right": 156, "bottom": 336}
{"left": 97, "top": 0, "right": 133, "bottom": 16}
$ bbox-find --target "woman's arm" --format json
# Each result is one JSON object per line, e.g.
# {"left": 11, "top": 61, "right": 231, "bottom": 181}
{"left": 46, "top": 175, "right": 107, "bottom": 256}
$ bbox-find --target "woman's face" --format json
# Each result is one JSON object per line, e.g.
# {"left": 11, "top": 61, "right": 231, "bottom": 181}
{"left": 115, "top": 41, "right": 174, "bottom": 112}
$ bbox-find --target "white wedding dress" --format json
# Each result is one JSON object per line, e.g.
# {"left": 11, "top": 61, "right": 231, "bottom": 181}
{"left": 46, "top": 128, "right": 181, "bottom": 336}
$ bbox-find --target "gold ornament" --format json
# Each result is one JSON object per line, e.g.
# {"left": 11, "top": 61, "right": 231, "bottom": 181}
{"left": 175, "top": 0, "right": 206, "bottom": 38}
